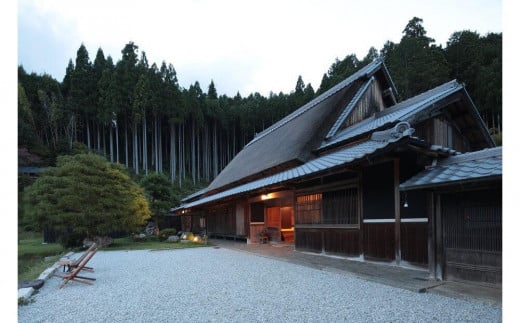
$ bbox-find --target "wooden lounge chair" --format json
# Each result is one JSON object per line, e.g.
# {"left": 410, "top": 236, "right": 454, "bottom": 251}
{"left": 54, "top": 246, "right": 98, "bottom": 288}
{"left": 57, "top": 243, "right": 97, "bottom": 272}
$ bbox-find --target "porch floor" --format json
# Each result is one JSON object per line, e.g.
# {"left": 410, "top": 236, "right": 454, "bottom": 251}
{"left": 209, "top": 239, "right": 501, "bottom": 306}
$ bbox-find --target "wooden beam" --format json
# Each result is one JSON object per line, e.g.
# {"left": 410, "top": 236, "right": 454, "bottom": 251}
{"left": 394, "top": 159, "right": 401, "bottom": 265}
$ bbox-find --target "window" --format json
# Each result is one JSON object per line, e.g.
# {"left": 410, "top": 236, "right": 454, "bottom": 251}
{"left": 322, "top": 188, "right": 358, "bottom": 224}
{"left": 250, "top": 202, "right": 265, "bottom": 223}
{"left": 295, "top": 194, "right": 322, "bottom": 224}
{"left": 296, "top": 188, "right": 358, "bottom": 225}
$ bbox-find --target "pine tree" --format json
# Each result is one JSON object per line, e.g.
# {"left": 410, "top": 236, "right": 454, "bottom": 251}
{"left": 23, "top": 153, "right": 151, "bottom": 246}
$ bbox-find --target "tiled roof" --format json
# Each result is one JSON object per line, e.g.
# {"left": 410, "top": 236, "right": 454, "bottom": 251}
{"left": 181, "top": 188, "right": 208, "bottom": 203}
{"left": 320, "top": 80, "right": 462, "bottom": 150}
{"left": 173, "top": 123, "right": 413, "bottom": 211}
{"left": 400, "top": 147, "right": 502, "bottom": 190}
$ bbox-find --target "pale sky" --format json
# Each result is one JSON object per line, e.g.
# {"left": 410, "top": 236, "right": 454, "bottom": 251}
{"left": 17, "top": 0, "right": 502, "bottom": 97}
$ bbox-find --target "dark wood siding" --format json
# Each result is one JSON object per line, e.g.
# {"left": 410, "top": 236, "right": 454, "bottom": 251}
{"left": 413, "top": 117, "right": 470, "bottom": 152}
{"left": 343, "top": 80, "right": 385, "bottom": 129}
{"left": 295, "top": 229, "right": 322, "bottom": 252}
{"left": 441, "top": 189, "right": 502, "bottom": 284}
{"left": 362, "top": 162, "right": 395, "bottom": 261}
{"left": 363, "top": 222, "right": 395, "bottom": 260}
{"left": 400, "top": 222, "right": 428, "bottom": 265}
{"left": 324, "top": 229, "right": 360, "bottom": 255}
{"left": 295, "top": 228, "right": 360, "bottom": 256}
{"left": 206, "top": 206, "right": 236, "bottom": 236}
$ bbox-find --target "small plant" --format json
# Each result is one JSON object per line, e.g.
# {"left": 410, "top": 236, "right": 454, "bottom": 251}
{"left": 18, "top": 297, "right": 35, "bottom": 306}
{"left": 158, "top": 228, "right": 178, "bottom": 241}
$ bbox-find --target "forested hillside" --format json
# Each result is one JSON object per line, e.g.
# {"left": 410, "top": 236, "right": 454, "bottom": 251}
{"left": 18, "top": 18, "right": 502, "bottom": 186}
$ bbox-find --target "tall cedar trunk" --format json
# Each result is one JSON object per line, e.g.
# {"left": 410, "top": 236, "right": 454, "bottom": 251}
{"left": 206, "top": 125, "right": 209, "bottom": 180}
{"left": 159, "top": 120, "right": 162, "bottom": 173}
{"left": 170, "top": 123, "right": 176, "bottom": 182}
{"left": 97, "top": 123, "right": 101, "bottom": 152}
{"left": 125, "top": 121, "right": 129, "bottom": 168}
{"left": 134, "top": 122, "right": 139, "bottom": 174}
{"left": 109, "top": 125, "right": 114, "bottom": 162}
{"left": 86, "top": 119, "right": 91, "bottom": 149}
{"left": 213, "top": 120, "right": 218, "bottom": 179}
{"left": 116, "top": 124, "right": 120, "bottom": 164}
{"left": 102, "top": 126, "right": 106, "bottom": 155}
{"left": 179, "top": 123, "right": 183, "bottom": 188}
{"left": 196, "top": 127, "right": 200, "bottom": 182}
{"left": 143, "top": 114, "right": 148, "bottom": 175}
{"left": 155, "top": 116, "right": 159, "bottom": 173}
{"left": 191, "top": 119, "right": 196, "bottom": 184}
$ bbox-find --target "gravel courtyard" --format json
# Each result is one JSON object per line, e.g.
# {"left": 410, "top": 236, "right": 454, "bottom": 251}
{"left": 18, "top": 247, "right": 501, "bottom": 322}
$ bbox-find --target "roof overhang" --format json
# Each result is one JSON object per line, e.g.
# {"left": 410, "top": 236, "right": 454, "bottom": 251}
{"left": 174, "top": 122, "right": 415, "bottom": 212}
{"left": 400, "top": 147, "right": 502, "bottom": 191}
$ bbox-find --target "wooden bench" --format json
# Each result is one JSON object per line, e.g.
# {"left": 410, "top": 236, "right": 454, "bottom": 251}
{"left": 54, "top": 246, "right": 98, "bottom": 288}
{"left": 57, "top": 243, "right": 97, "bottom": 272}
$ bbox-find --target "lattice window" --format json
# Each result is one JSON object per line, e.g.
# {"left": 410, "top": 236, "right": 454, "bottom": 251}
{"left": 322, "top": 188, "right": 358, "bottom": 224}
{"left": 295, "top": 194, "right": 322, "bottom": 224}
{"left": 444, "top": 206, "right": 502, "bottom": 252}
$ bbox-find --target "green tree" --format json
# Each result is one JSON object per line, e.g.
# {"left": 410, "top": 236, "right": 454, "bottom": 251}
{"left": 18, "top": 82, "right": 38, "bottom": 147}
{"left": 445, "top": 31, "right": 502, "bottom": 131}
{"left": 140, "top": 172, "right": 173, "bottom": 228}
{"left": 317, "top": 54, "right": 361, "bottom": 94}
{"left": 69, "top": 44, "right": 97, "bottom": 148}
{"left": 114, "top": 42, "right": 140, "bottom": 168}
{"left": 382, "top": 17, "right": 450, "bottom": 99}
{"left": 23, "top": 153, "right": 151, "bottom": 246}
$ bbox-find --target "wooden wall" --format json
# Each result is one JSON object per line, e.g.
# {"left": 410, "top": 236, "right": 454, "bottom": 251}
{"left": 206, "top": 206, "right": 236, "bottom": 236}
{"left": 295, "top": 228, "right": 360, "bottom": 256}
{"left": 440, "top": 188, "right": 502, "bottom": 284}
{"left": 361, "top": 162, "right": 396, "bottom": 261}
{"left": 400, "top": 221, "right": 428, "bottom": 265}
{"left": 362, "top": 222, "right": 395, "bottom": 260}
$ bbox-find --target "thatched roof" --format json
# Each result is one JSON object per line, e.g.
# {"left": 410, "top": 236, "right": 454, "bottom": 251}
{"left": 206, "top": 59, "right": 395, "bottom": 193}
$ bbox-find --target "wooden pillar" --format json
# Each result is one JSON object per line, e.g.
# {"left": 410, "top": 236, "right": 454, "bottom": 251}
{"left": 358, "top": 173, "right": 364, "bottom": 259}
{"left": 434, "top": 194, "right": 444, "bottom": 280}
{"left": 394, "top": 159, "right": 401, "bottom": 265}
{"left": 427, "top": 192, "right": 435, "bottom": 279}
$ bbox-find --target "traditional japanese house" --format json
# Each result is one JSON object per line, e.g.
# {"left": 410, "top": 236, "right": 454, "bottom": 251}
{"left": 173, "top": 58, "right": 501, "bottom": 285}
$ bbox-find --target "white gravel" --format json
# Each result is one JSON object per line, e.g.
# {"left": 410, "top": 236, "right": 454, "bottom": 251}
{"left": 18, "top": 247, "right": 501, "bottom": 322}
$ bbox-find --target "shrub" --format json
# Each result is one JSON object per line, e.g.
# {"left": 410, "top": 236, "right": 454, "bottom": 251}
{"left": 58, "top": 232, "right": 86, "bottom": 248}
{"left": 158, "top": 228, "right": 178, "bottom": 241}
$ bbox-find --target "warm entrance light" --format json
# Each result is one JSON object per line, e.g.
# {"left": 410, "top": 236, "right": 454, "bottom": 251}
{"left": 261, "top": 194, "right": 271, "bottom": 200}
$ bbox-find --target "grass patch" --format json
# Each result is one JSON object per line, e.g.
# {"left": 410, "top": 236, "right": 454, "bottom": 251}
{"left": 18, "top": 232, "right": 211, "bottom": 282}
{"left": 18, "top": 234, "right": 66, "bottom": 282}
{"left": 106, "top": 237, "right": 212, "bottom": 251}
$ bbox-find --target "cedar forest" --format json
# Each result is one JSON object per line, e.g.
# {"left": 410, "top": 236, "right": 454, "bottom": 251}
{"left": 18, "top": 18, "right": 502, "bottom": 190}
